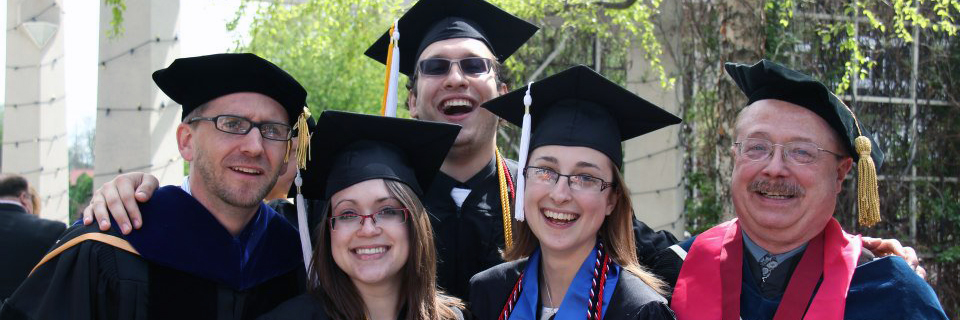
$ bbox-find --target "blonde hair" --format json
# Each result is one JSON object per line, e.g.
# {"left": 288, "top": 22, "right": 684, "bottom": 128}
{"left": 502, "top": 166, "right": 668, "bottom": 295}
{"left": 28, "top": 186, "right": 40, "bottom": 216}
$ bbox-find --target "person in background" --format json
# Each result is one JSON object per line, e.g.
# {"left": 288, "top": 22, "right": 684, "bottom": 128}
{"left": 0, "top": 174, "right": 65, "bottom": 302}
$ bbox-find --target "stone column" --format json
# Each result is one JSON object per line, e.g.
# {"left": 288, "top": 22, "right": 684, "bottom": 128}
{"left": 3, "top": 0, "right": 68, "bottom": 222}
{"left": 622, "top": 0, "right": 685, "bottom": 238}
{"left": 93, "top": 0, "right": 183, "bottom": 189}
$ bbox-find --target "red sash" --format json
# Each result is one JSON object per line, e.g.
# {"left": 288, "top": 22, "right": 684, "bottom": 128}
{"left": 671, "top": 218, "right": 861, "bottom": 320}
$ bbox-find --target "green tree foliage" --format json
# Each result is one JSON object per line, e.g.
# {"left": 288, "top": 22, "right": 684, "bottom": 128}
{"left": 68, "top": 173, "right": 93, "bottom": 223}
{"left": 229, "top": 0, "right": 407, "bottom": 117}
{"left": 104, "top": 0, "right": 127, "bottom": 39}
{"left": 230, "top": 0, "right": 670, "bottom": 120}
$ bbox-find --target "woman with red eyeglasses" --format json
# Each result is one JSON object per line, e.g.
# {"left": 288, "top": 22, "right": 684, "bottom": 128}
{"left": 260, "top": 110, "right": 465, "bottom": 320}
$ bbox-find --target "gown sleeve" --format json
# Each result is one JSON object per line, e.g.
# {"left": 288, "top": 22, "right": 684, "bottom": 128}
{"left": 0, "top": 225, "right": 148, "bottom": 320}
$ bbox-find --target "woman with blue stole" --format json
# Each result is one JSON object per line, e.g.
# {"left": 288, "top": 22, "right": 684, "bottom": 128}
{"left": 468, "top": 65, "right": 681, "bottom": 320}
{"left": 260, "top": 110, "right": 465, "bottom": 320}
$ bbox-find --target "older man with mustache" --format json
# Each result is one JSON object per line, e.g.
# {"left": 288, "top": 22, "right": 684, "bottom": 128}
{"left": 664, "top": 60, "right": 947, "bottom": 320}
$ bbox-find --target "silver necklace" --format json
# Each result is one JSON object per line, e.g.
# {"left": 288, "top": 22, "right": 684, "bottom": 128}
{"left": 542, "top": 267, "right": 556, "bottom": 308}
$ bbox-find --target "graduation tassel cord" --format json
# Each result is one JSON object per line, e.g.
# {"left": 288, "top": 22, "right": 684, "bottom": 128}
{"left": 380, "top": 20, "right": 400, "bottom": 117}
{"left": 855, "top": 136, "right": 881, "bottom": 227}
{"left": 498, "top": 241, "right": 610, "bottom": 320}
{"left": 834, "top": 93, "right": 881, "bottom": 227}
{"left": 514, "top": 83, "right": 533, "bottom": 222}
{"left": 292, "top": 107, "right": 314, "bottom": 272}
{"left": 496, "top": 148, "right": 515, "bottom": 250}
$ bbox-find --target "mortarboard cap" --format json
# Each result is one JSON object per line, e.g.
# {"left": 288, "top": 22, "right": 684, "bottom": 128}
{"left": 724, "top": 59, "right": 884, "bottom": 227}
{"left": 299, "top": 110, "right": 460, "bottom": 200}
{"left": 483, "top": 65, "right": 681, "bottom": 168}
{"left": 364, "top": 0, "right": 539, "bottom": 76}
{"left": 153, "top": 53, "right": 308, "bottom": 125}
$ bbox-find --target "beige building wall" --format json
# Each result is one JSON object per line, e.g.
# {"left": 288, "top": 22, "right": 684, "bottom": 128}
{"left": 623, "top": 0, "right": 685, "bottom": 238}
{"left": 93, "top": 0, "right": 183, "bottom": 188}
{"left": 3, "top": 0, "right": 68, "bottom": 222}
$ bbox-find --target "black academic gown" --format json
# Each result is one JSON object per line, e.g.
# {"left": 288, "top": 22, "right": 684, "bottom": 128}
{"left": 0, "top": 186, "right": 305, "bottom": 320}
{"left": 258, "top": 293, "right": 465, "bottom": 320}
{"left": 427, "top": 158, "right": 518, "bottom": 300}
{"left": 427, "top": 158, "right": 680, "bottom": 300}
{"left": 468, "top": 259, "right": 676, "bottom": 320}
{"left": 0, "top": 203, "right": 66, "bottom": 301}
{"left": 662, "top": 236, "right": 949, "bottom": 319}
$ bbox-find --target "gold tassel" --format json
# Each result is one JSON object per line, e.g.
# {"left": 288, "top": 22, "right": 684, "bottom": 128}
{"left": 855, "top": 136, "right": 881, "bottom": 227}
{"left": 294, "top": 107, "right": 312, "bottom": 171}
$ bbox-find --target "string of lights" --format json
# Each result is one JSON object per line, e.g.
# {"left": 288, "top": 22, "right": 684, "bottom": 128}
{"left": 2, "top": 132, "right": 66, "bottom": 147}
{"left": 99, "top": 36, "right": 179, "bottom": 67}
{"left": 3, "top": 95, "right": 65, "bottom": 108}
{"left": 630, "top": 182, "right": 682, "bottom": 196}
{"left": 96, "top": 100, "right": 177, "bottom": 116}
{"left": 623, "top": 144, "right": 680, "bottom": 165}
{"left": 17, "top": 165, "right": 68, "bottom": 176}
{"left": 6, "top": 3, "right": 59, "bottom": 32}
{"left": 93, "top": 156, "right": 183, "bottom": 178}
{"left": 6, "top": 55, "right": 63, "bottom": 70}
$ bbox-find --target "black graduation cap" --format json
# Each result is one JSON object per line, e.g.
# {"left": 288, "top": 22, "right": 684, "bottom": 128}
{"left": 299, "top": 110, "right": 460, "bottom": 200}
{"left": 364, "top": 0, "right": 539, "bottom": 76}
{"left": 482, "top": 65, "right": 682, "bottom": 168}
{"left": 724, "top": 60, "right": 884, "bottom": 167}
{"left": 152, "top": 53, "right": 307, "bottom": 125}
{"left": 724, "top": 59, "right": 883, "bottom": 227}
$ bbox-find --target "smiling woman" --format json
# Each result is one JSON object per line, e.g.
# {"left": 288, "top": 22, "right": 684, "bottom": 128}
{"left": 468, "top": 65, "right": 681, "bottom": 320}
{"left": 259, "top": 110, "right": 465, "bottom": 320}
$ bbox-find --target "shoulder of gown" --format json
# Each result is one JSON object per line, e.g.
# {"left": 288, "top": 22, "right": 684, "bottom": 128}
{"left": 606, "top": 269, "right": 676, "bottom": 320}
{"left": 0, "top": 223, "right": 148, "bottom": 320}
{"left": 844, "top": 256, "right": 948, "bottom": 320}
{"left": 467, "top": 258, "right": 527, "bottom": 320}
{"left": 258, "top": 293, "right": 329, "bottom": 320}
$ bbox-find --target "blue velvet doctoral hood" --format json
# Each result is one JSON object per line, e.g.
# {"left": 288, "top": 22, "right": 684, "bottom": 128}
{"left": 118, "top": 186, "right": 303, "bottom": 291}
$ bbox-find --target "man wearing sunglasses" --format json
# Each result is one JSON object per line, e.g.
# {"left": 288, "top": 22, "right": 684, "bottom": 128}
{"left": 361, "top": 0, "right": 538, "bottom": 300}
{"left": 0, "top": 53, "right": 307, "bottom": 319}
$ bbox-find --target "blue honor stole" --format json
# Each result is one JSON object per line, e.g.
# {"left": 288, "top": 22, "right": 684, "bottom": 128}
{"left": 511, "top": 242, "right": 621, "bottom": 320}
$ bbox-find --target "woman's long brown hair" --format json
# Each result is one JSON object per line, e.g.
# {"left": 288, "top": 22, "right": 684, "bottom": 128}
{"left": 309, "top": 179, "right": 463, "bottom": 320}
{"left": 502, "top": 165, "right": 667, "bottom": 295}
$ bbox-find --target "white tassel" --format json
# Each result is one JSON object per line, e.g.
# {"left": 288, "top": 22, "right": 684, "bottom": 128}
{"left": 294, "top": 171, "right": 313, "bottom": 272}
{"left": 515, "top": 83, "right": 533, "bottom": 221}
{"left": 384, "top": 20, "right": 401, "bottom": 118}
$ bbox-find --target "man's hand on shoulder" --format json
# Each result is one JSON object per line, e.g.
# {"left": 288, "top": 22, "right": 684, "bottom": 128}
{"left": 81, "top": 172, "right": 159, "bottom": 235}
{"left": 862, "top": 236, "right": 926, "bottom": 279}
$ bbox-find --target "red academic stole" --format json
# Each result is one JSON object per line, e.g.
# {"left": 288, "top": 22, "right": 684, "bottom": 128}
{"left": 671, "top": 218, "right": 861, "bottom": 320}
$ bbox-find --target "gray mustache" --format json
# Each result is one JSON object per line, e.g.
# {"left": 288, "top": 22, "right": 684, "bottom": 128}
{"left": 748, "top": 180, "right": 805, "bottom": 197}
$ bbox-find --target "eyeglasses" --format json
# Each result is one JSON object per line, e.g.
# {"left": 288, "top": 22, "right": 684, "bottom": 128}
{"left": 188, "top": 115, "right": 293, "bottom": 141}
{"left": 523, "top": 166, "right": 616, "bottom": 193}
{"left": 329, "top": 207, "right": 409, "bottom": 231}
{"left": 734, "top": 138, "right": 843, "bottom": 165}
{"left": 416, "top": 57, "right": 493, "bottom": 77}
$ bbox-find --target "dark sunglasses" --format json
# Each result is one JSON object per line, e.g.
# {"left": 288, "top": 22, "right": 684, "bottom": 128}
{"left": 416, "top": 57, "right": 493, "bottom": 76}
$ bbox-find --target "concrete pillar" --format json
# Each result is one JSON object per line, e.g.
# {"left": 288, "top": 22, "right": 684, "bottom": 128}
{"left": 93, "top": 0, "right": 183, "bottom": 189}
{"left": 3, "top": 0, "right": 69, "bottom": 222}
{"left": 623, "top": 0, "right": 685, "bottom": 238}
